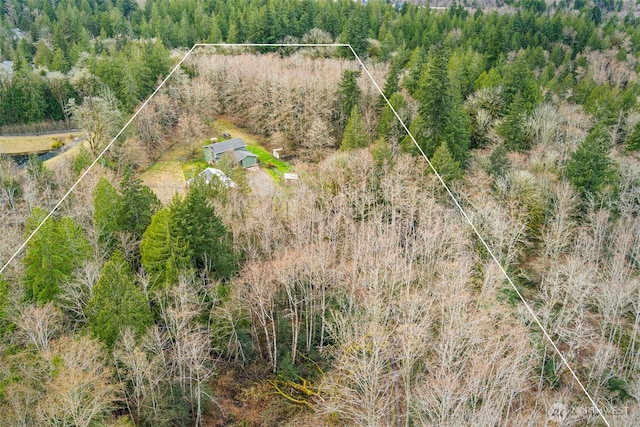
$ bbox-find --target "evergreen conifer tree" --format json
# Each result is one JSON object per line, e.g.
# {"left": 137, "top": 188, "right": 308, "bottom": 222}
{"left": 431, "top": 141, "right": 463, "bottom": 182}
{"left": 567, "top": 125, "right": 618, "bottom": 198}
{"left": 417, "top": 46, "right": 451, "bottom": 150}
{"left": 171, "top": 182, "right": 237, "bottom": 279}
{"left": 116, "top": 170, "right": 161, "bottom": 240}
{"left": 376, "top": 62, "right": 401, "bottom": 111}
{"left": 377, "top": 92, "right": 408, "bottom": 143}
{"left": 140, "top": 205, "right": 191, "bottom": 289}
{"left": 626, "top": 121, "right": 640, "bottom": 151}
{"left": 93, "top": 177, "right": 120, "bottom": 247}
{"left": 403, "top": 47, "right": 427, "bottom": 96}
{"left": 498, "top": 92, "right": 530, "bottom": 151}
{"left": 412, "top": 45, "right": 471, "bottom": 164}
{"left": 341, "top": 106, "right": 369, "bottom": 150}
{"left": 443, "top": 99, "right": 471, "bottom": 163}
{"left": 87, "top": 251, "right": 153, "bottom": 348}
{"left": 23, "top": 209, "right": 91, "bottom": 303}
{"left": 488, "top": 144, "right": 511, "bottom": 178}
{"left": 337, "top": 70, "right": 362, "bottom": 127}
{"left": 339, "top": 7, "right": 369, "bottom": 56}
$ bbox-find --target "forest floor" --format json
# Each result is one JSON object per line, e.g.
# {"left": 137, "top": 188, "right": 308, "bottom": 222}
{"left": 207, "top": 364, "right": 317, "bottom": 427}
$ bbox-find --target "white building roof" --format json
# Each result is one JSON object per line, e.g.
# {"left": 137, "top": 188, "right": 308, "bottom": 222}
{"left": 188, "top": 168, "right": 236, "bottom": 188}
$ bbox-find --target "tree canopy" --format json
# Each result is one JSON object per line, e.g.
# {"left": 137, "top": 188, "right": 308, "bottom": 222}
{"left": 23, "top": 209, "right": 91, "bottom": 303}
{"left": 86, "top": 251, "right": 153, "bottom": 348}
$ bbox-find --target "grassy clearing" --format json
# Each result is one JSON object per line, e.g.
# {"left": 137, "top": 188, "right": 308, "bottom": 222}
{"left": 210, "top": 117, "right": 292, "bottom": 181}
{"left": 246, "top": 145, "right": 291, "bottom": 171}
{"left": 210, "top": 118, "right": 267, "bottom": 146}
{"left": 247, "top": 144, "right": 291, "bottom": 180}
{"left": 44, "top": 140, "right": 89, "bottom": 169}
{"left": 141, "top": 163, "right": 182, "bottom": 190}
{"left": 0, "top": 132, "right": 79, "bottom": 154}
{"left": 143, "top": 161, "right": 185, "bottom": 180}
{"left": 158, "top": 139, "right": 203, "bottom": 162}
{"left": 140, "top": 160, "right": 186, "bottom": 203}
{"left": 182, "top": 160, "right": 209, "bottom": 181}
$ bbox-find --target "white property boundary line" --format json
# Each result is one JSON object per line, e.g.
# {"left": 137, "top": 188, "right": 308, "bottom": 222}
{"left": 0, "top": 43, "right": 610, "bottom": 426}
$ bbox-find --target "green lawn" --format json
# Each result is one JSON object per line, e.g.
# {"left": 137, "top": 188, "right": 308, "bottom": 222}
{"left": 182, "top": 160, "right": 209, "bottom": 181}
{"left": 246, "top": 144, "right": 291, "bottom": 180}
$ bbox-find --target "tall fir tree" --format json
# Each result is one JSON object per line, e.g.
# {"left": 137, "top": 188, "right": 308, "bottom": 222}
{"left": 87, "top": 251, "right": 153, "bottom": 348}
{"left": 443, "top": 98, "right": 472, "bottom": 164}
{"left": 171, "top": 182, "right": 237, "bottom": 279}
{"left": 487, "top": 144, "right": 511, "bottom": 178}
{"left": 93, "top": 177, "right": 120, "bottom": 247}
{"left": 341, "top": 106, "right": 369, "bottom": 150}
{"left": 498, "top": 92, "right": 530, "bottom": 152}
{"left": 502, "top": 54, "right": 542, "bottom": 112}
{"left": 431, "top": 141, "right": 463, "bottom": 183}
{"left": 140, "top": 204, "right": 191, "bottom": 289}
{"left": 410, "top": 45, "right": 471, "bottom": 164}
{"left": 11, "top": 69, "right": 46, "bottom": 124}
{"left": 337, "top": 70, "right": 362, "bottom": 129}
{"left": 377, "top": 92, "right": 408, "bottom": 143}
{"left": 566, "top": 125, "right": 618, "bottom": 198}
{"left": 403, "top": 47, "right": 427, "bottom": 96}
{"left": 23, "top": 209, "right": 91, "bottom": 303}
{"left": 417, "top": 45, "right": 451, "bottom": 150}
{"left": 116, "top": 170, "right": 161, "bottom": 240}
{"left": 340, "top": 7, "right": 369, "bottom": 56}
{"left": 376, "top": 61, "right": 401, "bottom": 111}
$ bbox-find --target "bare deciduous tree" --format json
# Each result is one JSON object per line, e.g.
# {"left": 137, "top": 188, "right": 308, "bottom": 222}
{"left": 15, "top": 303, "right": 62, "bottom": 350}
{"left": 67, "top": 90, "right": 122, "bottom": 154}
{"left": 37, "top": 336, "right": 120, "bottom": 427}
{"left": 58, "top": 259, "right": 102, "bottom": 326}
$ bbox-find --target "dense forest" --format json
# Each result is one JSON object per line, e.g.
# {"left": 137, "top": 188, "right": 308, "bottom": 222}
{"left": 2, "top": 0, "right": 640, "bottom": 129}
{"left": 1, "top": 0, "right": 640, "bottom": 426}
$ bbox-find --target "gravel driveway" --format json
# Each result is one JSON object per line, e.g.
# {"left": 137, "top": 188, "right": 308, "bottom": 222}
{"left": 246, "top": 166, "right": 276, "bottom": 197}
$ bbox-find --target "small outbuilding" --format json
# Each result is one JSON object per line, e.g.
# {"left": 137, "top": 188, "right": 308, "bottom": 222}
{"left": 187, "top": 168, "right": 236, "bottom": 188}
{"left": 203, "top": 137, "right": 258, "bottom": 168}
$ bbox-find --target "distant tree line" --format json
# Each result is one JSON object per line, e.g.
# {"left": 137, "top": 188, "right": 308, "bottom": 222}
{"left": 2, "top": 0, "right": 640, "bottom": 132}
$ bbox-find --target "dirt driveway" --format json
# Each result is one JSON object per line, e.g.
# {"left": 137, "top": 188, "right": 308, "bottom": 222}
{"left": 246, "top": 166, "right": 275, "bottom": 197}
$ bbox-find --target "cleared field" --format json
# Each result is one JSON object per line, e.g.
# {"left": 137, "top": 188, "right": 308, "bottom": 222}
{"left": 140, "top": 117, "right": 292, "bottom": 203}
{"left": 140, "top": 160, "right": 186, "bottom": 204}
{"left": 210, "top": 118, "right": 268, "bottom": 147}
{"left": 0, "top": 132, "right": 78, "bottom": 154}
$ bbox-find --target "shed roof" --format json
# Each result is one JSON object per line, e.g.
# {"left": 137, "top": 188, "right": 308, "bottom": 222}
{"left": 233, "top": 150, "right": 258, "bottom": 163}
{"left": 203, "top": 137, "right": 247, "bottom": 156}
